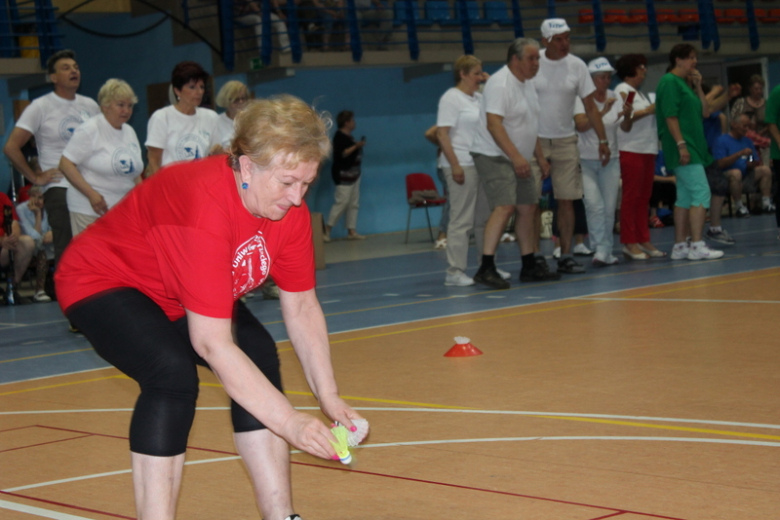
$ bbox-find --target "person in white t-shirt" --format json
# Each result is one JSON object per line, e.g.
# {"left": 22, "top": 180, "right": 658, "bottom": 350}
{"left": 59, "top": 79, "right": 143, "bottom": 235}
{"left": 470, "top": 38, "right": 559, "bottom": 289}
{"left": 614, "top": 53, "right": 666, "bottom": 260}
{"left": 532, "top": 19, "right": 610, "bottom": 275}
{"left": 212, "top": 81, "right": 250, "bottom": 153}
{"left": 574, "top": 58, "right": 634, "bottom": 267}
{"left": 146, "top": 61, "right": 219, "bottom": 176}
{"left": 435, "top": 55, "right": 487, "bottom": 287}
{"left": 3, "top": 49, "right": 100, "bottom": 268}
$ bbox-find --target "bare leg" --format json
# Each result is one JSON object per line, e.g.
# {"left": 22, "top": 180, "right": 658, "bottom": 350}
{"left": 674, "top": 206, "right": 689, "bottom": 244}
{"left": 131, "top": 452, "right": 185, "bottom": 520}
{"left": 709, "top": 195, "right": 725, "bottom": 228}
{"left": 689, "top": 205, "right": 707, "bottom": 242}
{"left": 234, "top": 429, "right": 294, "bottom": 520}
{"left": 557, "top": 199, "right": 574, "bottom": 254}
{"left": 726, "top": 170, "right": 742, "bottom": 207}
{"left": 482, "top": 205, "right": 514, "bottom": 256}
{"left": 515, "top": 204, "right": 536, "bottom": 256}
{"left": 756, "top": 166, "right": 772, "bottom": 198}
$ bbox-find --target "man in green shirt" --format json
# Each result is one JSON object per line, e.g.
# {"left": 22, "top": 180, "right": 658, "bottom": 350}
{"left": 764, "top": 83, "right": 780, "bottom": 236}
{"left": 656, "top": 43, "right": 723, "bottom": 260}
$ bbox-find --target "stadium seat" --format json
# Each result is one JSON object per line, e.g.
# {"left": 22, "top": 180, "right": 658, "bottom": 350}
{"left": 678, "top": 9, "right": 699, "bottom": 23}
{"left": 655, "top": 9, "right": 677, "bottom": 24}
{"left": 603, "top": 9, "right": 627, "bottom": 24}
{"left": 405, "top": 173, "right": 447, "bottom": 243}
{"left": 393, "top": 1, "right": 432, "bottom": 27}
{"left": 425, "top": 1, "right": 458, "bottom": 26}
{"left": 725, "top": 9, "right": 747, "bottom": 24}
{"left": 629, "top": 9, "right": 648, "bottom": 24}
{"left": 760, "top": 9, "right": 780, "bottom": 24}
{"left": 455, "top": 1, "right": 491, "bottom": 26}
{"left": 484, "top": 1, "right": 512, "bottom": 26}
{"left": 579, "top": 9, "right": 594, "bottom": 24}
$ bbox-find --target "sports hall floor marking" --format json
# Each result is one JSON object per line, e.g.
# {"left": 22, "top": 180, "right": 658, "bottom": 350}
{"left": 0, "top": 348, "right": 93, "bottom": 365}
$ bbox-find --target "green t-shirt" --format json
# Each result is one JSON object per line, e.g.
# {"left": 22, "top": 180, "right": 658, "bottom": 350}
{"left": 764, "top": 84, "right": 780, "bottom": 161}
{"left": 656, "top": 73, "right": 713, "bottom": 170}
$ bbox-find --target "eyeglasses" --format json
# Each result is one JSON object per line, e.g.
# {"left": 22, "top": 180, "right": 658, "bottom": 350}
{"left": 232, "top": 97, "right": 248, "bottom": 104}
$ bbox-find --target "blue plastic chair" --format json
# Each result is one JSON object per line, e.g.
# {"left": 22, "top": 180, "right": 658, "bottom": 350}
{"left": 483, "top": 0, "right": 512, "bottom": 26}
{"left": 425, "top": 1, "right": 458, "bottom": 26}
{"left": 456, "top": 0, "right": 491, "bottom": 26}
{"left": 394, "top": 1, "right": 432, "bottom": 27}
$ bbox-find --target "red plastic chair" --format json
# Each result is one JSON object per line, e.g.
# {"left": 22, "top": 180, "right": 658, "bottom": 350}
{"left": 726, "top": 8, "right": 747, "bottom": 24}
{"left": 579, "top": 9, "right": 594, "bottom": 24}
{"left": 17, "top": 184, "right": 31, "bottom": 203}
{"left": 603, "top": 9, "right": 627, "bottom": 24}
{"left": 629, "top": 9, "right": 648, "bottom": 24}
{"left": 678, "top": 8, "right": 699, "bottom": 23}
{"left": 655, "top": 8, "right": 676, "bottom": 23}
{"left": 763, "top": 9, "right": 780, "bottom": 23}
{"left": 405, "top": 173, "right": 447, "bottom": 243}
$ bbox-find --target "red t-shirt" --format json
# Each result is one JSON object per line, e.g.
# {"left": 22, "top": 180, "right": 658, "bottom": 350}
{"left": 0, "top": 192, "right": 19, "bottom": 237}
{"left": 56, "top": 155, "right": 316, "bottom": 320}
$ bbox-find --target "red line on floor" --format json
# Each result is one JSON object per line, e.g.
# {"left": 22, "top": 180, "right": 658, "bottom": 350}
{"left": 0, "top": 425, "right": 36, "bottom": 434}
{"left": 589, "top": 513, "right": 627, "bottom": 520}
{"left": 0, "top": 434, "right": 92, "bottom": 453}
{"left": 292, "top": 461, "right": 689, "bottom": 520}
{"left": 0, "top": 490, "right": 134, "bottom": 519}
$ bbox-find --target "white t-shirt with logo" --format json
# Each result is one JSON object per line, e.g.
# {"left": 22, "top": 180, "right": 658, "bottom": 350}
{"left": 15, "top": 92, "right": 100, "bottom": 193}
{"left": 145, "top": 105, "right": 219, "bottom": 166}
{"left": 533, "top": 53, "right": 596, "bottom": 139}
{"left": 574, "top": 91, "right": 622, "bottom": 160}
{"left": 470, "top": 65, "right": 540, "bottom": 161}
{"left": 614, "top": 82, "right": 658, "bottom": 154}
{"left": 62, "top": 113, "right": 143, "bottom": 217}
{"left": 436, "top": 87, "right": 482, "bottom": 168}
{"left": 213, "top": 112, "right": 235, "bottom": 151}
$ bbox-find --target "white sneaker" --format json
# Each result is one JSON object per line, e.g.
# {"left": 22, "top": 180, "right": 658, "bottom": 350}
{"left": 552, "top": 247, "right": 561, "bottom": 259}
{"left": 33, "top": 290, "right": 51, "bottom": 302}
{"left": 500, "top": 232, "right": 516, "bottom": 242}
{"left": 444, "top": 271, "right": 475, "bottom": 286}
{"left": 671, "top": 242, "right": 690, "bottom": 260}
{"left": 496, "top": 267, "right": 511, "bottom": 280}
{"left": 687, "top": 241, "right": 724, "bottom": 260}
{"left": 434, "top": 238, "right": 447, "bottom": 250}
{"left": 572, "top": 243, "right": 594, "bottom": 256}
{"left": 323, "top": 231, "right": 331, "bottom": 243}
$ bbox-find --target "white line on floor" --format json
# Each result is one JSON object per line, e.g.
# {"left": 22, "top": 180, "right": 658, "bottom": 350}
{"left": 0, "top": 498, "right": 94, "bottom": 519}
{"left": 577, "top": 297, "right": 780, "bottom": 304}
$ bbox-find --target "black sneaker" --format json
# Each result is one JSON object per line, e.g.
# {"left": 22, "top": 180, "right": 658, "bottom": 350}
{"left": 535, "top": 255, "right": 551, "bottom": 273}
{"left": 557, "top": 257, "right": 586, "bottom": 274}
{"left": 473, "top": 267, "right": 510, "bottom": 289}
{"left": 520, "top": 265, "right": 561, "bottom": 282}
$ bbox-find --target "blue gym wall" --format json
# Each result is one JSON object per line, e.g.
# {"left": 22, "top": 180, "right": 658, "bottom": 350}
{"left": 2, "top": 11, "right": 780, "bottom": 237}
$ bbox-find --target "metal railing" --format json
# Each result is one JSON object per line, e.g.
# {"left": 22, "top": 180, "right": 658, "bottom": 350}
{"left": 0, "top": 0, "right": 62, "bottom": 68}
{"left": 186, "top": 0, "right": 776, "bottom": 69}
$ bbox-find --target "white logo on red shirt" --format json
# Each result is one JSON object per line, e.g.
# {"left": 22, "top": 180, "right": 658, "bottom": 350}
{"left": 232, "top": 233, "right": 271, "bottom": 298}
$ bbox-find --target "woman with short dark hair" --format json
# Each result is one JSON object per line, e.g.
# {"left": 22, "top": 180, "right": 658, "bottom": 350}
{"left": 324, "top": 110, "right": 366, "bottom": 241}
{"left": 145, "top": 61, "right": 219, "bottom": 176}
{"left": 614, "top": 53, "right": 665, "bottom": 260}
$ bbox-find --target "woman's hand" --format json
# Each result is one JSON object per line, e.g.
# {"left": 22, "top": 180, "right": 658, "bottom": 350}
{"left": 319, "top": 393, "right": 365, "bottom": 433}
{"left": 452, "top": 164, "right": 465, "bottom": 185}
{"left": 88, "top": 191, "right": 109, "bottom": 216}
{"left": 278, "top": 410, "right": 338, "bottom": 460}
{"left": 679, "top": 145, "right": 691, "bottom": 166}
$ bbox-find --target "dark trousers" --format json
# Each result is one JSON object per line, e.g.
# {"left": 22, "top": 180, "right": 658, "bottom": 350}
{"left": 67, "top": 289, "right": 282, "bottom": 456}
{"left": 43, "top": 187, "right": 72, "bottom": 267}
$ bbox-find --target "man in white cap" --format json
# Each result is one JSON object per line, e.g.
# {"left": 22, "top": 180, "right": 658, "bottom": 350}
{"left": 469, "top": 37, "right": 561, "bottom": 289}
{"left": 533, "top": 18, "right": 610, "bottom": 274}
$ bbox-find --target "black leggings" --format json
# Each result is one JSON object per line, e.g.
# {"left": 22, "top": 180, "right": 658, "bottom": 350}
{"left": 67, "top": 288, "right": 282, "bottom": 457}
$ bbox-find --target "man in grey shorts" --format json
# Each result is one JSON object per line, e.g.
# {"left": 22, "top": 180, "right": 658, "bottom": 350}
{"left": 532, "top": 18, "right": 610, "bottom": 274}
{"left": 470, "top": 38, "right": 561, "bottom": 289}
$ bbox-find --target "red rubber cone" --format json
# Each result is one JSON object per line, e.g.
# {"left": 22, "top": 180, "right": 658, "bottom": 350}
{"left": 444, "top": 337, "right": 483, "bottom": 357}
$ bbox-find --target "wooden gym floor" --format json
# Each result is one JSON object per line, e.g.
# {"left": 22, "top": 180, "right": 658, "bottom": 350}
{"left": 1, "top": 217, "right": 779, "bottom": 519}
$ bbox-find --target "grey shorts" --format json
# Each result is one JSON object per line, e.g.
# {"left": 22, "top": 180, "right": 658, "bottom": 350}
{"left": 471, "top": 153, "right": 541, "bottom": 210}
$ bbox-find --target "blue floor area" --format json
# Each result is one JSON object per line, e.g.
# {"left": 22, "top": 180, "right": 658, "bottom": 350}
{"left": 1, "top": 215, "right": 778, "bottom": 384}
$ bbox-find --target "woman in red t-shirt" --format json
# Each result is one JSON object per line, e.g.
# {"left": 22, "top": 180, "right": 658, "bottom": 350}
{"left": 56, "top": 96, "right": 365, "bottom": 520}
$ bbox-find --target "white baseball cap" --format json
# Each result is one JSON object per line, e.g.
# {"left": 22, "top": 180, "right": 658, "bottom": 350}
{"left": 587, "top": 57, "right": 615, "bottom": 74}
{"left": 540, "top": 18, "right": 571, "bottom": 40}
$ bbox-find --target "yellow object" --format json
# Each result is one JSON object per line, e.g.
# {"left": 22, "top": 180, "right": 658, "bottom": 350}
{"left": 329, "top": 425, "right": 352, "bottom": 464}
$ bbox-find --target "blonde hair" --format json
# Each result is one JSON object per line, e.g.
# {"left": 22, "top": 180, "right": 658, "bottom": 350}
{"left": 453, "top": 55, "right": 482, "bottom": 84}
{"left": 229, "top": 95, "right": 332, "bottom": 171}
{"left": 216, "top": 80, "right": 249, "bottom": 108}
{"left": 97, "top": 79, "right": 138, "bottom": 107}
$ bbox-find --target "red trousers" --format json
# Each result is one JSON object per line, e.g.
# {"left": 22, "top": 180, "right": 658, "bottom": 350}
{"left": 620, "top": 151, "right": 656, "bottom": 245}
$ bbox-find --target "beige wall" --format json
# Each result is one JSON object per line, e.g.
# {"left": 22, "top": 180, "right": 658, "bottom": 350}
{"left": 53, "top": 0, "right": 131, "bottom": 13}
